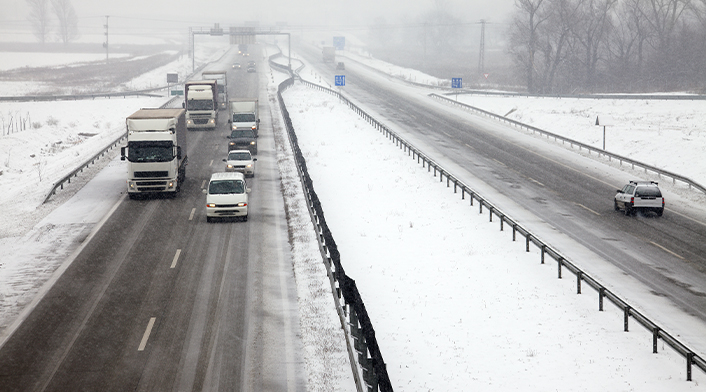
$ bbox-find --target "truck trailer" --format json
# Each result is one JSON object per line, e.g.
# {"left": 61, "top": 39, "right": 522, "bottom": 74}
{"left": 322, "top": 46, "right": 335, "bottom": 63}
{"left": 121, "top": 108, "right": 188, "bottom": 199}
{"left": 184, "top": 80, "right": 218, "bottom": 130}
{"left": 228, "top": 98, "right": 260, "bottom": 137}
{"left": 202, "top": 70, "right": 228, "bottom": 111}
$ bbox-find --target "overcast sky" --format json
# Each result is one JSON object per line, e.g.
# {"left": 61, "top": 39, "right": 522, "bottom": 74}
{"left": 4, "top": 0, "right": 516, "bottom": 33}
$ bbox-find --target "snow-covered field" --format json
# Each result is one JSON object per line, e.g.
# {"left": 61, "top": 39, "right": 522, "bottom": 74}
{"left": 0, "top": 40, "right": 704, "bottom": 391}
{"left": 0, "top": 52, "right": 130, "bottom": 71}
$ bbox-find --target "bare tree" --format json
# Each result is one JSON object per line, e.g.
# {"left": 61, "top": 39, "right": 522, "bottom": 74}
{"left": 417, "top": 0, "right": 462, "bottom": 55}
{"left": 508, "top": 0, "right": 550, "bottom": 92}
{"left": 569, "top": 0, "right": 618, "bottom": 89}
{"left": 52, "top": 0, "right": 79, "bottom": 45}
{"left": 26, "top": 0, "right": 51, "bottom": 44}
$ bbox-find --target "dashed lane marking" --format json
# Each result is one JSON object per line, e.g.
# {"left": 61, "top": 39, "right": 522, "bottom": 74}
{"left": 138, "top": 317, "right": 156, "bottom": 351}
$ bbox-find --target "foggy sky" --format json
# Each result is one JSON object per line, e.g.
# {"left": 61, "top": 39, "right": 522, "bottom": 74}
{"left": 6, "top": 0, "right": 516, "bottom": 31}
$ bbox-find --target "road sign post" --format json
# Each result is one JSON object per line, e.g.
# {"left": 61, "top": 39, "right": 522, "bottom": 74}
{"left": 452, "top": 78, "right": 462, "bottom": 101}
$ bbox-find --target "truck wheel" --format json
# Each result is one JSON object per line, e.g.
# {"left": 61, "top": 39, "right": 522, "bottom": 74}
{"left": 624, "top": 205, "right": 632, "bottom": 216}
{"left": 207, "top": 217, "right": 213, "bottom": 223}
{"left": 656, "top": 209, "right": 664, "bottom": 217}
{"left": 242, "top": 215, "right": 248, "bottom": 222}
{"left": 614, "top": 200, "right": 619, "bottom": 211}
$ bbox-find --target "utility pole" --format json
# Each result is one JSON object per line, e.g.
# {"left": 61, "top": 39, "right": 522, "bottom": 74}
{"left": 477, "top": 19, "right": 486, "bottom": 74}
{"left": 103, "top": 16, "right": 109, "bottom": 63}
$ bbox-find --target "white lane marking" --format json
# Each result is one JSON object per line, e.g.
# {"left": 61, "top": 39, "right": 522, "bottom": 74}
{"left": 209, "top": 159, "right": 214, "bottom": 166}
{"left": 575, "top": 203, "right": 600, "bottom": 216}
{"left": 171, "top": 249, "right": 182, "bottom": 269}
{"left": 138, "top": 317, "right": 157, "bottom": 351}
{"left": 492, "top": 158, "right": 506, "bottom": 166}
{"left": 529, "top": 178, "right": 545, "bottom": 187}
{"left": 201, "top": 179, "right": 207, "bottom": 189}
{"left": 650, "top": 241, "right": 686, "bottom": 260}
{"left": 464, "top": 143, "right": 475, "bottom": 150}
{"left": 189, "top": 208, "right": 196, "bottom": 221}
{"left": 442, "top": 131, "right": 452, "bottom": 138}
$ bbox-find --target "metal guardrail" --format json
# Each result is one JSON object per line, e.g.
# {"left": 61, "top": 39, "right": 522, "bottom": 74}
{"left": 429, "top": 93, "right": 706, "bottom": 195}
{"left": 0, "top": 87, "right": 166, "bottom": 102}
{"left": 271, "top": 51, "right": 392, "bottom": 391}
{"left": 299, "top": 78, "right": 706, "bottom": 383}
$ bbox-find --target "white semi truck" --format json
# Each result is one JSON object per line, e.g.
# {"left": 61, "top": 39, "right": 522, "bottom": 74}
{"left": 202, "top": 70, "right": 228, "bottom": 110}
{"left": 121, "top": 108, "right": 188, "bottom": 199}
{"left": 228, "top": 98, "right": 260, "bottom": 136}
{"left": 184, "top": 80, "right": 218, "bottom": 130}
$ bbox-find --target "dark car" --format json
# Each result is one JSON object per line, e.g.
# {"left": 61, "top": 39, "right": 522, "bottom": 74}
{"left": 336, "top": 62, "right": 345, "bottom": 70}
{"left": 232, "top": 62, "right": 241, "bottom": 69}
{"left": 227, "top": 129, "right": 258, "bottom": 154}
{"left": 247, "top": 66, "right": 256, "bottom": 73}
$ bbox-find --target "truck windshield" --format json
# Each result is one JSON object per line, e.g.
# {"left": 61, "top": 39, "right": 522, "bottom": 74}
{"left": 209, "top": 180, "right": 245, "bottom": 194}
{"left": 127, "top": 141, "right": 174, "bottom": 163}
{"left": 233, "top": 113, "right": 256, "bottom": 122}
{"left": 187, "top": 99, "right": 213, "bottom": 111}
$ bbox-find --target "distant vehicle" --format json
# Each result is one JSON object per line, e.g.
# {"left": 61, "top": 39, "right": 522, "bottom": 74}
{"left": 121, "top": 108, "right": 187, "bottom": 199}
{"left": 201, "top": 70, "right": 228, "bottom": 110}
{"left": 322, "top": 46, "right": 335, "bottom": 63}
{"left": 336, "top": 62, "right": 345, "bottom": 70}
{"left": 224, "top": 150, "right": 256, "bottom": 177}
{"left": 232, "top": 62, "right": 241, "bottom": 69}
{"left": 247, "top": 60, "right": 256, "bottom": 67}
{"left": 205, "top": 172, "right": 249, "bottom": 222}
{"left": 227, "top": 129, "right": 258, "bottom": 154}
{"left": 614, "top": 180, "right": 664, "bottom": 216}
{"left": 247, "top": 65, "right": 256, "bottom": 73}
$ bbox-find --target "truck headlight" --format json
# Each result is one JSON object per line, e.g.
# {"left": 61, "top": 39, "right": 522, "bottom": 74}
{"left": 167, "top": 181, "right": 175, "bottom": 189}
{"left": 207, "top": 203, "right": 216, "bottom": 208}
{"left": 250, "top": 141, "right": 255, "bottom": 145}
{"left": 187, "top": 119, "right": 193, "bottom": 125}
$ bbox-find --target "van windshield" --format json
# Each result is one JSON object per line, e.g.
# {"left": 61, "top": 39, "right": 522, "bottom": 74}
{"left": 209, "top": 180, "right": 245, "bottom": 194}
{"left": 233, "top": 113, "right": 256, "bottom": 122}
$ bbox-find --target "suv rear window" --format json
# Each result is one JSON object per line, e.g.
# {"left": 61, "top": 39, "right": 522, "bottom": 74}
{"left": 635, "top": 186, "right": 661, "bottom": 197}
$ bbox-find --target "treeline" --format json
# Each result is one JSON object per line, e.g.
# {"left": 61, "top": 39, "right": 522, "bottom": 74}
{"left": 509, "top": 0, "right": 706, "bottom": 93}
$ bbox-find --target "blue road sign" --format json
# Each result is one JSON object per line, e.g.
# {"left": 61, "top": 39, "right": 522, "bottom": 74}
{"left": 452, "top": 78, "right": 462, "bottom": 88}
{"left": 335, "top": 75, "right": 345, "bottom": 87}
{"left": 333, "top": 36, "right": 346, "bottom": 50}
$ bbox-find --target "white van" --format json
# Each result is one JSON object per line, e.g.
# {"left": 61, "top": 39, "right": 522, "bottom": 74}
{"left": 204, "top": 172, "right": 250, "bottom": 222}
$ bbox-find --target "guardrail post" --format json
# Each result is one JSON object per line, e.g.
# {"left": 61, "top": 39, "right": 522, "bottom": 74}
{"left": 512, "top": 225, "right": 516, "bottom": 241}
{"left": 557, "top": 258, "right": 563, "bottom": 279}
{"left": 479, "top": 202, "right": 483, "bottom": 214}
{"left": 489, "top": 208, "right": 493, "bottom": 222}
{"left": 652, "top": 328, "right": 659, "bottom": 353}
{"left": 624, "top": 306, "right": 631, "bottom": 332}
{"left": 526, "top": 235, "right": 531, "bottom": 252}
{"left": 540, "top": 246, "right": 545, "bottom": 264}
{"left": 499, "top": 216, "right": 504, "bottom": 231}
{"left": 687, "top": 352, "right": 694, "bottom": 381}
{"left": 577, "top": 271, "right": 582, "bottom": 294}
{"left": 599, "top": 288, "right": 604, "bottom": 311}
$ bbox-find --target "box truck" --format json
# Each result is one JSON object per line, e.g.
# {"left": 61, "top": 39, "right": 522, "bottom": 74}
{"left": 228, "top": 98, "right": 260, "bottom": 136}
{"left": 184, "top": 80, "right": 218, "bottom": 130}
{"left": 121, "top": 108, "right": 188, "bottom": 199}
{"left": 202, "top": 70, "right": 228, "bottom": 110}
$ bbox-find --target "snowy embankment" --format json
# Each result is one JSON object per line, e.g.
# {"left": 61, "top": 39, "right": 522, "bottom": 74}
{"left": 282, "top": 83, "right": 704, "bottom": 391}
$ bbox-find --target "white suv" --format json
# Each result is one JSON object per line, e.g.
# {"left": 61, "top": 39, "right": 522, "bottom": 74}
{"left": 614, "top": 180, "right": 664, "bottom": 216}
{"left": 223, "top": 150, "right": 256, "bottom": 177}
{"left": 205, "top": 172, "right": 250, "bottom": 222}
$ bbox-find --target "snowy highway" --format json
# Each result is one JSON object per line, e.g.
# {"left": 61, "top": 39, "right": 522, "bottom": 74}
{"left": 0, "top": 47, "right": 308, "bottom": 391}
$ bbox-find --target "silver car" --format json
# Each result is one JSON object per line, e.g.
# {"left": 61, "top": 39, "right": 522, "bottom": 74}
{"left": 223, "top": 149, "right": 256, "bottom": 177}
